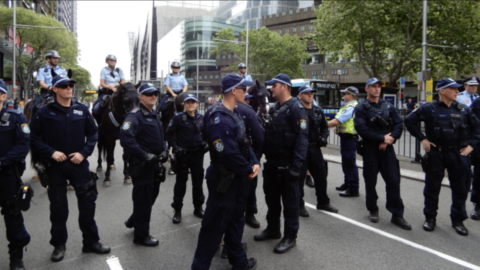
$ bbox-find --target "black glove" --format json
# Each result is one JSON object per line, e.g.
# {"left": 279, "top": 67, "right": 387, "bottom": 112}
{"left": 202, "top": 142, "right": 209, "bottom": 154}
{"left": 318, "top": 137, "right": 328, "bottom": 147}
{"left": 289, "top": 166, "right": 301, "bottom": 185}
{"left": 144, "top": 152, "right": 158, "bottom": 165}
{"left": 159, "top": 151, "right": 168, "bottom": 163}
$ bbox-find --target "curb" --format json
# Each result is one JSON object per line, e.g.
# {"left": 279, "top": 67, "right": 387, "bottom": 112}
{"left": 323, "top": 154, "right": 451, "bottom": 188}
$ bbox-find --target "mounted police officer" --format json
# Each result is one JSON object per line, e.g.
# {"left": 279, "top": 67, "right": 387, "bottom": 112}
{"left": 34, "top": 50, "right": 67, "bottom": 117}
{"left": 456, "top": 76, "right": 479, "bottom": 107}
{"left": 165, "top": 94, "right": 206, "bottom": 224}
{"left": 120, "top": 83, "right": 168, "bottom": 247}
{"left": 93, "top": 54, "right": 125, "bottom": 120}
{"left": 158, "top": 61, "right": 188, "bottom": 112}
{"left": 354, "top": 78, "right": 411, "bottom": 230}
{"left": 296, "top": 85, "right": 337, "bottom": 218}
{"left": 30, "top": 75, "right": 110, "bottom": 262}
{"left": 408, "top": 78, "right": 480, "bottom": 236}
{"left": 327, "top": 86, "right": 360, "bottom": 197}
{"left": 254, "top": 73, "right": 308, "bottom": 254}
{"left": 244, "top": 94, "right": 253, "bottom": 105}
{"left": 238, "top": 63, "right": 253, "bottom": 82}
{"left": 191, "top": 74, "right": 259, "bottom": 270}
{"left": 0, "top": 80, "right": 31, "bottom": 270}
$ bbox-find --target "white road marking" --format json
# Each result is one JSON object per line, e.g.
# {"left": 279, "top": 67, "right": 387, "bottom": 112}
{"left": 305, "top": 203, "right": 480, "bottom": 270}
{"left": 106, "top": 256, "right": 124, "bottom": 270}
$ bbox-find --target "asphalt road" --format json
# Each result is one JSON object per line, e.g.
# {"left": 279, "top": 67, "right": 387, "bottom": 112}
{"left": 1, "top": 142, "right": 479, "bottom": 270}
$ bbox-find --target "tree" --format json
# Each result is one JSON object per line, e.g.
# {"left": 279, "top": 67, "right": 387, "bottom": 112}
{"left": 0, "top": 6, "right": 78, "bottom": 98}
{"left": 210, "top": 27, "right": 310, "bottom": 82}
{"left": 312, "top": 0, "right": 480, "bottom": 87}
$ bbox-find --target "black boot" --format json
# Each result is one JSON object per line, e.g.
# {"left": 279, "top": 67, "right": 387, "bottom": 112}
{"left": 339, "top": 189, "right": 359, "bottom": 197}
{"left": 423, "top": 217, "right": 436, "bottom": 232}
{"left": 336, "top": 183, "right": 348, "bottom": 191}
{"left": 51, "top": 245, "right": 66, "bottom": 262}
{"left": 452, "top": 220, "right": 469, "bottom": 236}
{"left": 299, "top": 205, "right": 310, "bottom": 217}
{"left": 368, "top": 210, "right": 379, "bottom": 223}
{"left": 193, "top": 207, "right": 204, "bottom": 218}
{"left": 245, "top": 214, "right": 261, "bottom": 228}
{"left": 471, "top": 204, "right": 480, "bottom": 220}
{"left": 82, "top": 242, "right": 111, "bottom": 254}
{"left": 173, "top": 209, "right": 182, "bottom": 224}
{"left": 222, "top": 242, "right": 247, "bottom": 259}
{"left": 124, "top": 217, "right": 133, "bottom": 229}
{"left": 274, "top": 238, "right": 296, "bottom": 254}
{"left": 9, "top": 248, "right": 25, "bottom": 270}
{"left": 242, "top": 257, "right": 257, "bottom": 270}
{"left": 254, "top": 228, "right": 282, "bottom": 241}
{"left": 391, "top": 216, "right": 412, "bottom": 230}
{"left": 305, "top": 175, "right": 315, "bottom": 188}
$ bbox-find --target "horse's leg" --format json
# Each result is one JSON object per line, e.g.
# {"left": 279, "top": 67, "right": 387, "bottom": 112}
{"left": 110, "top": 140, "right": 116, "bottom": 171}
{"left": 97, "top": 140, "right": 103, "bottom": 172}
{"left": 103, "top": 139, "right": 114, "bottom": 187}
{"left": 123, "top": 150, "right": 131, "bottom": 185}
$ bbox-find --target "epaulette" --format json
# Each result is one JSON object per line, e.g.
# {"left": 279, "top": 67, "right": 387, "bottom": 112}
{"left": 129, "top": 106, "right": 141, "bottom": 114}
{"left": 175, "top": 112, "right": 184, "bottom": 116}
{"left": 456, "top": 102, "right": 467, "bottom": 111}
{"left": 458, "top": 92, "right": 465, "bottom": 96}
{"left": 5, "top": 108, "right": 20, "bottom": 115}
{"left": 296, "top": 101, "right": 304, "bottom": 108}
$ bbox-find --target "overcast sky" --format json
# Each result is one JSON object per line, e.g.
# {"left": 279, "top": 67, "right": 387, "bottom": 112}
{"left": 77, "top": 1, "right": 218, "bottom": 88}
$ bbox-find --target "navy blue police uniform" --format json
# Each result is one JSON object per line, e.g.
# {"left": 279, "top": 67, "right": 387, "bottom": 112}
{"left": 30, "top": 75, "right": 109, "bottom": 259}
{"left": 295, "top": 87, "right": 334, "bottom": 214}
{"left": 0, "top": 80, "right": 31, "bottom": 269}
{"left": 354, "top": 78, "right": 409, "bottom": 228}
{"left": 119, "top": 84, "right": 167, "bottom": 245}
{"left": 165, "top": 94, "right": 206, "bottom": 221}
{"left": 236, "top": 102, "right": 265, "bottom": 223}
{"left": 255, "top": 74, "right": 308, "bottom": 253}
{"left": 407, "top": 78, "right": 480, "bottom": 235}
{"left": 192, "top": 74, "right": 257, "bottom": 270}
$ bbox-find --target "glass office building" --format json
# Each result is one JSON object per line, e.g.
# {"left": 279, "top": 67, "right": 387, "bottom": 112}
{"left": 217, "top": 0, "right": 315, "bottom": 29}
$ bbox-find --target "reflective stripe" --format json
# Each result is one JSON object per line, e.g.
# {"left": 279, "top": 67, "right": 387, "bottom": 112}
{"left": 335, "top": 102, "right": 358, "bottom": 135}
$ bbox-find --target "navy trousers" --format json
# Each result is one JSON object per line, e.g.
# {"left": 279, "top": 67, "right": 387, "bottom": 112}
{"left": 299, "top": 147, "right": 329, "bottom": 206}
{"left": 263, "top": 160, "right": 300, "bottom": 239}
{"left": 471, "top": 147, "right": 480, "bottom": 205}
{"left": 362, "top": 144, "right": 404, "bottom": 217}
{"left": 47, "top": 161, "right": 100, "bottom": 246}
{"left": 0, "top": 171, "right": 30, "bottom": 250}
{"left": 340, "top": 136, "right": 360, "bottom": 191}
{"left": 171, "top": 151, "right": 205, "bottom": 211}
{"left": 191, "top": 167, "right": 248, "bottom": 270}
{"left": 425, "top": 150, "right": 470, "bottom": 221}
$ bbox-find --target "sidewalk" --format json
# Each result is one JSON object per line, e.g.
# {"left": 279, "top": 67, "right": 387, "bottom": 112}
{"left": 323, "top": 144, "right": 451, "bottom": 187}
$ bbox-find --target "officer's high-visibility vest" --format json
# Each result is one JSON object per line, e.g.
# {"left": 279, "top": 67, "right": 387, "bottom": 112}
{"left": 335, "top": 101, "right": 358, "bottom": 135}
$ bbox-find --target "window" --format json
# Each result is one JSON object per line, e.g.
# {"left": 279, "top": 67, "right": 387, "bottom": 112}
{"left": 210, "top": 75, "right": 213, "bottom": 79}
{"left": 285, "top": 29, "right": 289, "bottom": 34}
{"left": 275, "top": 13, "right": 279, "bottom": 17}
{"left": 234, "top": 55, "right": 237, "bottom": 59}
{"left": 282, "top": 12, "right": 286, "bottom": 16}
{"left": 312, "top": 70, "right": 317, "bottom": 76}
{"left": 215, "top": 75, "right": 219, "bottom": 79}
{"left": 309, "top": 25, "right": 313, "bottom": 30}
{"left": 296, "top": 9, "right": 300, "bottom": 13}
{"left": 343, "top": 69, "right": 348, "bottom": 74}
{"left": 222, "top": 55, "right": 225, "bottom": 59}
{"left": 289, "top": 10, "right": 293, "bottom": 15}
{"left": 228, "top": 54, "right": 231, "bottom": 59}
{"left": 199, "top": 76, "right": 202, "bottom": 80}
{"left": 332, "top": 70, "right": 337, "bottom": 75}
{"left": 304, "top": 8, "right": 309, "bottom": 12}
{"left": 293, "top": 27, "right": 297, "bottom": 33}
{"left": 279, "top": 30, "right": 282, "bottom": 34}
{"left": 322, "top": 70, "right": 327, "bottom": 75}
{"left": 269, "top": 14, "right": 273, "bottom": 19}
{"left": 301, "top": 27, "right": 305, "bottom": 32}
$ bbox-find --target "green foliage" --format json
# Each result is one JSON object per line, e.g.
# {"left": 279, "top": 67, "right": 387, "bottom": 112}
{"left": 0, "top": 6, "right": 77, "bottom": 96}
{"left": 210, "top": 27, "right": 310, "bottom": 82}
{"left": 312, "top": 0, "right": 480, "bottom": 87}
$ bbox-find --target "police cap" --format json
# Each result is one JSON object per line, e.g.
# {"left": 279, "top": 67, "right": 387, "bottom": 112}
{"left": 265, "top": 73, "right": 292, "bottom": 87}
{"left": 221, "top": 74, "right": 254, "bottom": 93}
{"left": 0, "top": 80, "right": 7, "bottom": 94}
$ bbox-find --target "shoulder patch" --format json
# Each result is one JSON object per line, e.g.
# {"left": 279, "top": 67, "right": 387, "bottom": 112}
{"left": 122, "top": 121, "right": 131, "bottom": 130}
{"left": 21, "top": 123, "right": 30, "bottom": 134}
{"left": 214, "top": 139, "right": 224, "bottom": 152}
{"left": 297, "top": 102, "right": 304, "bottom": 108}
{"left": 300, "top": 119, "right": 307, "bottom": 130}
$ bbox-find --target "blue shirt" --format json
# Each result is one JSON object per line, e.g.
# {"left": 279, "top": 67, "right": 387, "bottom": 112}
{"left": 335, "top": 100, "right": 356, "bottom": 124}
{"left": 457, "top": 91, "right": 478, "bottom": 107}
{"left": 36, "top": 65, "right": 67, "bottom": 87}
{"left": 100, "top": 67, "right": 125, "bottom": 86}
{"left": 241, "top": 74, "right": 253, "bottom": 82}
{"left": 164, "top": 73, "right": 188, "bottom": 91}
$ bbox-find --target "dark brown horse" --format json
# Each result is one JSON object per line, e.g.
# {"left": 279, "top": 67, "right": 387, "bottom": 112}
{"left": 247, "top": 80, "right": 271, "bottom": 121}
{"left": 95, "top": 82, "right": 139, "bottom": 187}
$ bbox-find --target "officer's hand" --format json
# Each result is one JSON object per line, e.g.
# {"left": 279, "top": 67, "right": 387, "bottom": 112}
{"left": 378, "top": 143, "right": 388, "bottom": 151}
{"left": 249, "top": 164, "right": 260, "bottom": 179}
{"left": 172, "top": 93, "right": 178, "bottom": 98}
{"left": 52, "top": 151, "right": 67, "bottom": 162}
{"left": 159, "top": 151, "right": 168, "bottom": 163}
{"left": 460, "top": 145, "right": 474, "bottom": 156}
{"left": 421, "top": 139, "right": 436, "bottom": 152}
{"left": 68, "top": 152, "right": 85, "bottom": 164}
{"left": 289, "top": 166, "right": 301, "bottom": 184}
{"left": 144, "top": 152, "right": 158, "bottom": 164}
{"left": 384, "top": 133, "right": 394, "bottom": 145}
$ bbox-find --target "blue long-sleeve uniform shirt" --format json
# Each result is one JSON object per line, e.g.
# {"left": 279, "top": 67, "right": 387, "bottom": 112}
{"left": 165, "top": 111, "right": 204, "bottom": 149}
{"left": 119, "top": 103, "right": 166, "bottom": 161}
{"left": 30, "top": 100, "right": 97, "bottom": 159}
{"left": 354, "top": 99, "right": 403, "bottom": 144}
{"left": 0, "top": 108, "right": 30, "bottom": 168}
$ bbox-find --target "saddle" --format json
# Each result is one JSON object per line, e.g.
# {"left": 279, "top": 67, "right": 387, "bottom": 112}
{"left": 100, "top": 95, "right": 112, "bottom": 108}
{"left": 161, "top": 96, "right": 176, "bottom": 115}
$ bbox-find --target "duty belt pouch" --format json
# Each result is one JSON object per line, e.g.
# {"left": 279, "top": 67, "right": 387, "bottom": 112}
{"left": 216, "top": 165, "right": 234, "bottom": 194}
{"left": 421, "top": 154, "right": 429, "bottom": 173}
{"left": 16, "top": 184, "right": 34, "bottom": 212}
{"left": 159, "top": 165, "right": 166, "bottom": 183}
{"left": 34, "top": 163, "right": 49, "bottom": 188}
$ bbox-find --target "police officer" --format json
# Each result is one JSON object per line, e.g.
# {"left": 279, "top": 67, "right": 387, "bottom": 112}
{"left": 327, "top": 86, "right": 360, "bottom": 197}
{"left": 0, "top": 80, "right": 31, "bottom": 270}
{"left": 93, "top": 54, "right": 125, "bottom": 119}
{"left": 30, "top": 75, "right": 110, "bottom": 261}
{"left": 296, "top": 85, "right": 337, "bottom": 217}
{"left": 354, "top": 78, "right": 411, "bottom": 230}
{"left": 120, "top": 83, "right": 168, "bottom": 246}
{"left": 165, "top": 94, "right": 206, "bottom": 224}
{"left": 470, "top": 89, "right": 480, "bottom": 220}
{"left": 456, "top": 76, "right": 479, "bottom": 107}
{"left": 191, "top": 74, "right": 258, "bottom": 270}
{"left": 254, "top": 73, "right": 308, "bottom": 254}
{"left": 244, "top": 94, "right": 253, "bottom": 105}
{"left": 238, "top": 63, "right": 253, "bottom": 82}
{"left": 158, "top": 61, "right": 188, "bottom": 112}
{"left": 406, "top": 78, "right": 480, "bottom": 236}
{"left": 34, "top": 50, "right": 67, "bottom": 117}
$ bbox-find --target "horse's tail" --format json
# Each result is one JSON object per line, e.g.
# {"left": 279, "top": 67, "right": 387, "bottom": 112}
{"left": 97, "top": 127, "right": 108, "bottom": 161}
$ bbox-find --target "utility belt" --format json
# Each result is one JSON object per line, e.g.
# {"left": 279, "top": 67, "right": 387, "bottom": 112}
{"left": 130, "top": 156, "right": 166, "bottom": 183}
{"left": 336, "top": 133, "right": 355, "bottom": 139}
{"left": 429, "top": 145, "right": 464, "bottom": 152}
{"left": 212, "top": 162, "right": 235, "bottom": 194}
{"left": 1, "top": 161, "right": 32, "bottom": 216}
{"left": 175, "top": 145, "right": 203, "bottom": 156}
{"left": 166, "top": 90, "right": 182, "bottom": 97}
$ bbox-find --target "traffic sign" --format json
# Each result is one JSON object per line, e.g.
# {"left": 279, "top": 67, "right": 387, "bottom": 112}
{"left": 400, "top": 77, "right": 405, "bottom": 88}
{"left": 85, "top": 90, "right": 97, "bottom": 94}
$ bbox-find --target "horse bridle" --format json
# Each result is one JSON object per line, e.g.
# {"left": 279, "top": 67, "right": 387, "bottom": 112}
{"left": 109, "top": 88, "right": 134, "bottom": 120}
